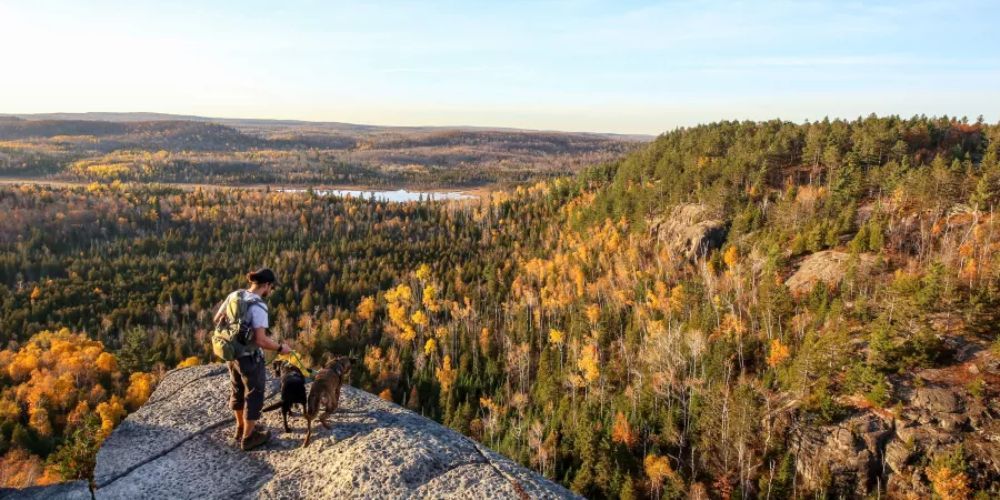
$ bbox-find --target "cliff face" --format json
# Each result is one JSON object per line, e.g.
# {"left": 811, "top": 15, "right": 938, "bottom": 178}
{"left": 791, "top": 337, "right": 1000, "bottom": 497}
{"left": 22, "top": 364, "right": 577, "bottom": 499}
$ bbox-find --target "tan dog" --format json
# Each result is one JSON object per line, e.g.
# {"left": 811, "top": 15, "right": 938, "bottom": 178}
{"left": 302, "top": 356, "right": 353, "bottom": 447}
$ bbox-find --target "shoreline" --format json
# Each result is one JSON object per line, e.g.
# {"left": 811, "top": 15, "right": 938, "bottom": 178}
{"left": 0, "top": 176, "right": 493, "bottom": 199}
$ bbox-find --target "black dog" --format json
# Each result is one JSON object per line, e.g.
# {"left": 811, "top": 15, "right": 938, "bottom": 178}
{"left": 262, "top": 360, "right": 307, "bottom": 433}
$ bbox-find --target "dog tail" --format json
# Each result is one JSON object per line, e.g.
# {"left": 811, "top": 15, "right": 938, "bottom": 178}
{"left": 262, "top": 400, "right": 283, "bottom": 413}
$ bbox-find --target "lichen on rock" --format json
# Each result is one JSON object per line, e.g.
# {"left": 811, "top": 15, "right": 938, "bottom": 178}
{"left": 91, "top": 364, "right": 577, "bottom": 499}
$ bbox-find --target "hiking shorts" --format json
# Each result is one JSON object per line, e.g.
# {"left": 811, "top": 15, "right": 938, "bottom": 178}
{"left": 228, "top": 352, "right": 266, "bottom": 421}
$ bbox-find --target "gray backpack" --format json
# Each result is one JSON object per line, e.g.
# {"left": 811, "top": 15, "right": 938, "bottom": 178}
{"left": 211, "top": 290, "right": 263, "bottom": 361}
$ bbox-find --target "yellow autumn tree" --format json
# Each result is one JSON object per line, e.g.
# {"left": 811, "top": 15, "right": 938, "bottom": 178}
{"left": 667, "top": 284, "right": 685, "bottom": 313}
{"left": 415, "top": 263, "right": 432, "bottom": 282}
{"left": 125, "top": 372, "right": 157, "bottom": 410}
{"left": 436, "top": 355, "right": 458, "bottom": 393}
{"left": 28, "top": 407, "right": 52, "bottom": 437}
{"left": 422, "top": 284, "right": 440, "bottom": 312}
{"left": 578, "top": 344, "right": 600, "bottom": 384}
{"left": 723, "top": 246, "right": 739, "bottom": 269}
{"left": 95, "top": 352, "right": 118, "bottom": 373}
{"left": 411, "top": 310, "right": 429, "bottom": 328}
{"left": 96, "top": 396, "right": 127, "bottom": 436}
{"left": 927, "top": 447, "right": 972, "bottom": 500}
{"left": 585, "top": 304, "right": 601, "bottom": 325}
{"left": 357, "top": 296, "right": 377, "bottom": 321}
{"left": 644, "top": 454, "right": 678, "bottom": 497}
{"left": 927, "top": 465, "right": 971, "bottom": 500}
{"left": 548, "top": 328, "right": 565, "bottom": 346}
{"left": 176, "top": 356, "right": 201, "bottom": 368}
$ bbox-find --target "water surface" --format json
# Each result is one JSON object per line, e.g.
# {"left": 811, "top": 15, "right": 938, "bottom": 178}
{"left": 280, "top": 188, "right": 474, "bottom": 202}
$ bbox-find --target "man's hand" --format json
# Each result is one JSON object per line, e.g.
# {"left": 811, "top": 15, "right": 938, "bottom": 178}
{"left": 279, "top": 343, "right": 291, "bottom": 355}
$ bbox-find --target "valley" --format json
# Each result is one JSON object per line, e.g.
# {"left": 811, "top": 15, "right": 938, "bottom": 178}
{"left": 0, "top": 115, "right": 998, "bottom": 498}
{"left": 0, "top": 113, "right": 645, "bottom": 190}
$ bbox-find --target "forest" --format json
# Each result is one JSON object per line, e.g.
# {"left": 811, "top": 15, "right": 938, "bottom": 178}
{"left": 1, "top": 114, "right": 998, "bottom": 498}
{"left": 0, "top": 115, "right": 639, "bottom": 187}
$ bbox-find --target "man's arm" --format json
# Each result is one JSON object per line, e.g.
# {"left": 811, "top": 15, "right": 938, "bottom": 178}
{"left": 212, "top": 297, "right": 229, "bottom": 324}
{"left": 248, "top": 303, "right": 289, "bottom": 354}
{"left": 252, "top": 327, "right": 288, "bottom": 353}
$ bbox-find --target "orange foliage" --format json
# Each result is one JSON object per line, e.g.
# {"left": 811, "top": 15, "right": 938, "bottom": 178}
{"left": 96, "top": 352, "right": 118, "bottom": 373}
{"left": 0, "top": 449, "right": 61, "bottom": 488}
{"left": 927, "top": 465, "right": 971, "bottom": 500}
{"left": 0, "top": 330, "right": 159, "bottom": 487}
{"left": 96, "top": 396, "right": 127, "bottom": 436}
{"left": 611, "top": 411, "right": 637, "bottom": 449}
{"left": 767, "top": 339, "right": 791, "bottom": 368}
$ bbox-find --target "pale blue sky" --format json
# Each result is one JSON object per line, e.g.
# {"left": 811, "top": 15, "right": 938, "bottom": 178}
{"left": 1, "top": 1, "right": 998, "bottom": 134}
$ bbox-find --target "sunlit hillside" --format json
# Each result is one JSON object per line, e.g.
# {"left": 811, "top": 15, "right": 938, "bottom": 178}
{"left": 1, "top": 115, "right": 998, "bottom": 498}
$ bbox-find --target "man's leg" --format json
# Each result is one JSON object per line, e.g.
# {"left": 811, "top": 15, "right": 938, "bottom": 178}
{"left": 244, "top": 418, "right": 257, "bottom": 439}
{"left": 234, "top": 410, "right": 245, "bottom": 433}
{"left": 229, "top": 361, "right": 247, "bottom": 442}
{"left": 240, "top": 353, "right": 270, "bottom": 450}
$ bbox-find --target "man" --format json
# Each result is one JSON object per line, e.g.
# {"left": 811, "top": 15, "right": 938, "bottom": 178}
{"left": 214, "top": 267, "right": 291, "bottom": 451}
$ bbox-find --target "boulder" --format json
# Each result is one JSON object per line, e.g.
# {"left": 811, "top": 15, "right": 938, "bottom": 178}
{"left": 648, "top": 204, "right": 727, "bottom": 261}
{"left": 91, "top": 364, "right": 576, "bottom": 499}
{"left": 911, "top": 386, "right": 961, "bottom": 414}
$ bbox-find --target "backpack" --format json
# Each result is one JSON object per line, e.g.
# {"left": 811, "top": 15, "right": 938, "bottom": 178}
{"left": 211, "top": 290, "right": 264, "bottom": 361}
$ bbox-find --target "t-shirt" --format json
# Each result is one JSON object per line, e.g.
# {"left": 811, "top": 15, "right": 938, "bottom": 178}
{"left": 215, "top": 290, "right": 269, "bottom": 329}
{"left": 244, "top": 291, "right": 269, "bottom": 329}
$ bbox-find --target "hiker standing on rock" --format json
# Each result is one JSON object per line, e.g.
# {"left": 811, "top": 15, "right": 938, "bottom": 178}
{"left": 213, "top": 268, "right": 291, "bottom": 451}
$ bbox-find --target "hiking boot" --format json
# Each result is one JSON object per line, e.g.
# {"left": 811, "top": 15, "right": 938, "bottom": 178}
{"left": 241, "top": 429, "right": 271, "bottom": 451}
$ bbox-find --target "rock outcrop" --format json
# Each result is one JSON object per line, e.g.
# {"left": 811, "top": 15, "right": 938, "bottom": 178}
{"left": 792, "top": 340, "right": 1000, "bottom": 497}
{"left": 44, "top": 364, "right": 575, "bottom": 499}
{"left": 791, "top": 413, "right": 892, "bottom": 498}
{"left": 784, "top": 250, "right": 877, "bottom": 295}
{"left": 0, "top": 481, "right": 90, "bottom": 500}
{"left": 648, "top": 204, "right": 727, "bottom": 261}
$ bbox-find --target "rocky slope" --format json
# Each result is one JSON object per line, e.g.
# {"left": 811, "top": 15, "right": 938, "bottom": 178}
{"left": 8, "top": 364, "right": 577, "bottom": 499}
{"left": 791, "top": 336, "right": 1000, "bottom": 497}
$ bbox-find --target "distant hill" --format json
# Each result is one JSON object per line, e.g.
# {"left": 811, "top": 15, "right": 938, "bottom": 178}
{"left": 3, "top": 112, "right": 653, "bottom": 141}
{"left": 0, "top": 113, "right": 648, "bottom": 187}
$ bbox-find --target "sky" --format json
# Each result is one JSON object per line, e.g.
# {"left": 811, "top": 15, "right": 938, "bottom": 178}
{"left": 1, "top": 0, "right": 998, "bottom": 135}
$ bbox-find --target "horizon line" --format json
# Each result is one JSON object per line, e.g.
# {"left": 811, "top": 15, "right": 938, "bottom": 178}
{"left": 5, "top": 110, "right": 999, "bottom": 138}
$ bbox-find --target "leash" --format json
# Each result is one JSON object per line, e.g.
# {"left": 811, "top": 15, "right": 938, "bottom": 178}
{"left": 283, "top": 350, "right": 318, "bottom": 381}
